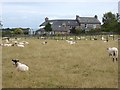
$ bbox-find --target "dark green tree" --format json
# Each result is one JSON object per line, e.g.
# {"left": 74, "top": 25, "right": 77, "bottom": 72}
{"left": 70, "top": 27, "right": 82, "bottom": 34}
{"left": 44, "top": 22, "right": 52, "bottom": 32}
{"left": 14, "top": 28, "right": 23, "bottom": 34}
{"left": 102, "top": 12, "right": 119, "bottom": 32}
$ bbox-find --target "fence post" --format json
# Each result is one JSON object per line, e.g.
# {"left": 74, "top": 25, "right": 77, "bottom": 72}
{"left": 75, "top": 35, "right": 76, "bottom": 40}
{"left": 113, "top": 35, "right": 114, "bottom": 40}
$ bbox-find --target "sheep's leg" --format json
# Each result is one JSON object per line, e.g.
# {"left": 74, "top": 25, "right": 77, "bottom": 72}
{"left": 116, "top": 58, "right": 117, "bottom": 61}
{"left": 113, "top": 58, "right": 114, "bottom": 62}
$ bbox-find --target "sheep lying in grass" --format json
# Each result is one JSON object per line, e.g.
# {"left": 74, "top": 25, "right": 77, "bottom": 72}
{"left": 41, "top": 41, "right": 47, "bottom": 45}
{"left": 66, "top": 40, "right": 76, "bottom": 45}
{"left": 16, "top": 44, "right": 25, "bottom": 47}
{"left": 107, "top": 47, "right": 118, "bottom": 62}
{"left": 12, "top": 59, "right": 29, "bottom": 72}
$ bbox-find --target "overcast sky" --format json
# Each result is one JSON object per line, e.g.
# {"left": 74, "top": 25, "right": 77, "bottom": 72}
{"left": 1, "top": 0, "right": 120, "bottom": 29}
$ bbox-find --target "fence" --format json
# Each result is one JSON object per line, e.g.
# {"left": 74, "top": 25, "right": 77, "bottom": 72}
{"left": 2, "top": 33, "right": 120, "bottom": 41}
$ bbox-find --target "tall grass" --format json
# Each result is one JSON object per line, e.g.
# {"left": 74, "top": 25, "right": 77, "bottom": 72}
{"left": 2, "top": 38, "right": 118, "bottom": 88}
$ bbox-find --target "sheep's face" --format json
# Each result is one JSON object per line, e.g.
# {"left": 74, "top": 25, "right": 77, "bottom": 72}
{"left": 12, "top": 59, "right": 19, "bottom": 65}
{"left": 107, "top": 48, "right": 111, "bottom": 51}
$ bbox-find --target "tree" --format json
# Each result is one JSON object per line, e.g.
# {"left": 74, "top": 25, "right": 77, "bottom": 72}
{"left": 102, "top": 12, "right": 119, "bottom": 32}
{"left": 44, "top": 22, "right": 52, "bottom": 32}
{"left": 70, "top": 27, "right": 82, "bottom": 34}
{"left": 14, "top": 28, "right": 23, "bottom": 34}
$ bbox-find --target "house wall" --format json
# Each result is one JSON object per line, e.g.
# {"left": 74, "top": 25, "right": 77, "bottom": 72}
{"left": 80, "top": 24, "right": 101, "bottom": 30}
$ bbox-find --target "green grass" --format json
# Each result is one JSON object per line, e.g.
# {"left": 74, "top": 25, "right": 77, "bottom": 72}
{"left": 2, "top": 38, "right": 118, "bottom": 88}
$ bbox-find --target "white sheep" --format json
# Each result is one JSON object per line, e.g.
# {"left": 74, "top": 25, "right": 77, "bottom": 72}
{"left": 107, "top": 47, "right": 118, "bottom": 62}
{"left": 3, "top": 43, "right": 13, "bottom": 47}
{"left": 18, "top": 42, "right": 25, "bottom": 45}
{"left": 42, "top": 41, "right": 47, "bottom": 45}
{"left": 12, "top": 59, "right": 29, "bottom": 72}
{"left": 22, "top": 41, "right": 29, "bottom": 45}
{"left": 16, "top": 44, "right": 25, "bottom": 47}
{"left": 101, "top": 36, "right": 105, "bottom": 40}
{"left": 69, "top": 37, "right": 73, "bottom": 40}
{"left": 77, "top": 36, "right": 81, "bottom": 40}
{"left": 66, "top": 40, "right": 76, "bottom": 45}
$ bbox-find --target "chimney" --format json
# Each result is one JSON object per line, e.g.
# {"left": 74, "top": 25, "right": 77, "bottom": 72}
{"left": 94, "top": 15, "right": 98, "bottom": 19}
{"left": 45, "top": 17, "right": 49, "bottom": 22}
{"left": 76, "top": 15, "right": 79, "bottom": 20}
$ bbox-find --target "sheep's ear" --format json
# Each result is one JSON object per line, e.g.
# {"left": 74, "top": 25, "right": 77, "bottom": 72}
{"left": 12, "top": 59, "right": 15, "bottom": 61}
{"left": 17, "top": 60, "right": 19, "bottom": 62}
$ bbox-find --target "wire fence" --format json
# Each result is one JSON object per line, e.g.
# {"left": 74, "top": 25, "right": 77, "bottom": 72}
{"left": 2, "top": 33, "right": 120, "bottom": 41}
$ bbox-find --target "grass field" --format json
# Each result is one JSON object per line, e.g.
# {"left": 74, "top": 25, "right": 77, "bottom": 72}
{"left": 2, "top": 37, "right": 118, "bottom": 88}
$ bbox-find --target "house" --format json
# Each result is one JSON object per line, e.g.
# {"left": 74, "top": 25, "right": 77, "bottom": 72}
{"left": 37, "top": 15, "right": 101, "bottom": 35}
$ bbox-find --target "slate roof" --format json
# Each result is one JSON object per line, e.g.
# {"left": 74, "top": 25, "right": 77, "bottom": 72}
{"left": 77, "top": 17, "right": 101, "bottom": 24}
{"left": 40, "top": 19, "right": 79, "bottom": 26}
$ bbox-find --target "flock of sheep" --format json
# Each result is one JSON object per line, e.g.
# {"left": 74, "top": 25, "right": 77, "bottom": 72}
{"left": 1, "top": 36, "right": 119, "bottom": 72}
{"left": 0, "top": 37, "right": 29, "bottom": 47}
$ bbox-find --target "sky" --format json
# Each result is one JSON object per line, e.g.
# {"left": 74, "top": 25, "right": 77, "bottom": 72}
{"left": 1, "top": 0, "right": 120, "bottom": 30}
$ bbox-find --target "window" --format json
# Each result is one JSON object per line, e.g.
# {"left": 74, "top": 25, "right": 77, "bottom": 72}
{"left": 85, "top": 24, "right": 87, "bottom": 28}
{"left": 93, "top": 25, "right": 96, "bottom": 29}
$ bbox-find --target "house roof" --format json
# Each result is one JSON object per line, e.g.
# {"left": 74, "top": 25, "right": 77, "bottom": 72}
{"left": 77, "top": 17, "right": 101, "bottom": 24}
{"left": 40, "top": 17, "right": 101, "bottom": 27}
{"left": 40, "top": 19, "right": 79, "bottom": 26}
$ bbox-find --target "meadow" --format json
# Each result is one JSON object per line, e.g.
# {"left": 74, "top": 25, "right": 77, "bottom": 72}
{"left": 2, "top": 36, "right": 119, "bottom": 88}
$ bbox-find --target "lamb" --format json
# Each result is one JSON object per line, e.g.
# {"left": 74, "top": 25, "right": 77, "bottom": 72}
{"left": 107, "top": 47, "right": 118, "bottom": 62}
{"left": 12, "top": 59, "right": 29, "bottom": 72}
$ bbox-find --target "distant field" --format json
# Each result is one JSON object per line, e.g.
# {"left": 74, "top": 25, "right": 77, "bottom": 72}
{"left": 2, "top": 37, "right": 118, "bottom": 88}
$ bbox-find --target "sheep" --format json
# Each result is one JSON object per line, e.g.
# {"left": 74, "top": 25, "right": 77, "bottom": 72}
{"left": 107, "top": 47, "right": 118, "bottom": 62}
{"left": 12, "top": 59, "right": 29, "bottom": 72}
{"left": 66, "top": 40, "right": 76, "bottom": 45}
{"left": 42, "top": 41, "right": 47, "bottom": 45}
{"left": 101, "top": 36, "right": 105, "bottom": 40}
{"left": 69, "top": 37, "right": 73, "bottom": 40}
{"left": 3, "top": 43, "right": 13, "bottom": 47}
{"left": 109, "top": 35, "right": 113, "bottom": 37}
{"left": 22, "top": 41, "right": 29, "bottom": 45}
{"left": 77, "top": 36, "right": 81, "bottom": 40}
{"left": 18, "top": 42, "right": 24, "bottom": 45}
{"left": 16, "top": 44, "right": 25, "bottom": 47}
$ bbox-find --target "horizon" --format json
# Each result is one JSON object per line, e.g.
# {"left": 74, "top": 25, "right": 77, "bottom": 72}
{"left": 1, "top": 1, "right": 119, "bottom": 29}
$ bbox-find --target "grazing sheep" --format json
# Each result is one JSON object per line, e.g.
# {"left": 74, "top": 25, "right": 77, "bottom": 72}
{"left": 107, "top": 47, "right": 118, "bottom": 62}
{"left": 12, "top": 59, "right": 29, "bottom": 72}
{"left": 3, "top": 43, "right": 13, "bottom": 47}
